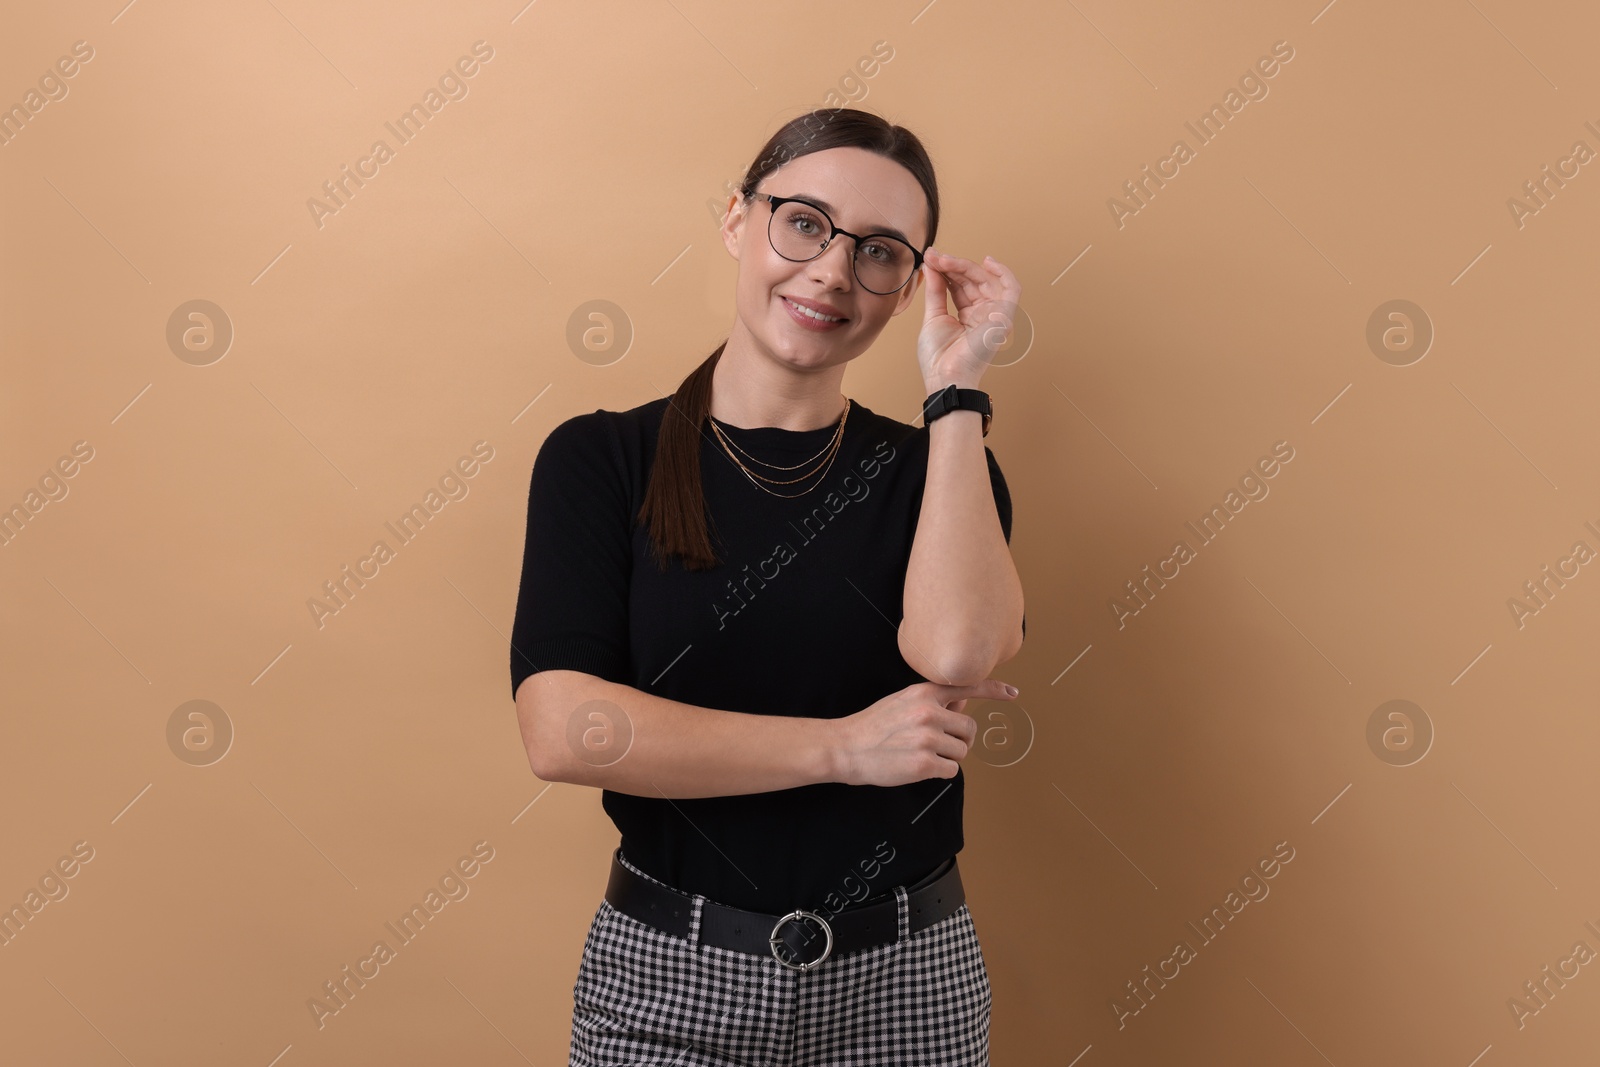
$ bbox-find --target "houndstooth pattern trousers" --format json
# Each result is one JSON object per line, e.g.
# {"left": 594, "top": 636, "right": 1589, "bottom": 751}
{"left": 568, "top": 850, "right": 992, "bottom": 1065}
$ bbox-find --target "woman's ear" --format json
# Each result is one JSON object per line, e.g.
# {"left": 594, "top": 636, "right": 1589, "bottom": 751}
{"left": 718, "top": 195, "right": 747, "bottom": 260}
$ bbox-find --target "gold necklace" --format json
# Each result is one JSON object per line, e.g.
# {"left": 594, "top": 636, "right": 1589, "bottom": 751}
{"left": 710, "top": 399, "right": 850, "bottom": 470}
{"left": 708, "top": 399, "right": 852, "bottom": 498}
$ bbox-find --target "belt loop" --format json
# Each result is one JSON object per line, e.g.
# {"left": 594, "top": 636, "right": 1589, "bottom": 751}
{"left": 894, "top": 884, "right": 910, "bottom": 944}
{"left": 688, "top": 892, "right": 706, "bottom": 951}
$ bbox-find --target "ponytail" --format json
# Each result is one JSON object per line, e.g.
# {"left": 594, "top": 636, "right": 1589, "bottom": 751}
{"left": 638, "top": 342, "right": 725, "bottom": 572}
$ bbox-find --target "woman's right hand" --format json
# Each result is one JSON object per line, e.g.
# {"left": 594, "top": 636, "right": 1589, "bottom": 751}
{"left": 831, "top": 679, "right": 1019, "bottom": 788}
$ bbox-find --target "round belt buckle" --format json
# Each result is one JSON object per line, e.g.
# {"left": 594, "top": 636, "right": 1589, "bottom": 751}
{"left": 769, "top": 909, "right": 833, "bottom": 971}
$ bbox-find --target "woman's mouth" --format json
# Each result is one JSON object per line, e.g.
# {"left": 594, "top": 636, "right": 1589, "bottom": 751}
{"left": 781, "top": 295, "right": 848, "bottom": 331}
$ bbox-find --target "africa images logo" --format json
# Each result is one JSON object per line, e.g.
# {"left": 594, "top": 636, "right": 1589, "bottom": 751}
{"left": 709, "top": 437, "right": 898, "bottom": 630}
{"left": 1113, "top": 840, "right": 1296, "bottom": 1029}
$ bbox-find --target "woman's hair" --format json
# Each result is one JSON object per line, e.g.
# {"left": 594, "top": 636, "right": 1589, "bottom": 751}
{"left": 638, "top": 107, "right": 940, "bottom": 572}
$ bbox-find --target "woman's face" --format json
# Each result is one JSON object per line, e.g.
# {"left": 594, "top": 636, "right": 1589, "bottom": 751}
{"left": 720, "top": 145, "right": 929, "bottom": 374}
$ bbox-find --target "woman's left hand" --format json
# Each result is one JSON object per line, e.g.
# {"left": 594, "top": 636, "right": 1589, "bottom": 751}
{"left": 916, "top": 249, "right": 1022, "bottom": 392}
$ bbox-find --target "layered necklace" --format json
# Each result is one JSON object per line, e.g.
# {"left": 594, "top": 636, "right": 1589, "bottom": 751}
{"left": 708, "top": 398, "right": 853, "bottom": 499}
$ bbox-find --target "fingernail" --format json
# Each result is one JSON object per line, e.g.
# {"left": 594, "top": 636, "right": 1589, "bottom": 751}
{"left": 1004, "top": 684, "right": 1019, "bottom": 697}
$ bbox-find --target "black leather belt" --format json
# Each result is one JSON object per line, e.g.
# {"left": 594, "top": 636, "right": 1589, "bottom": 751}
{"left": 603, "top": 847, "right": 965, "bottom": 971}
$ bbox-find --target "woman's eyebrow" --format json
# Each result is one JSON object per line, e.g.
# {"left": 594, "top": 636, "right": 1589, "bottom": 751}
{"left": 788, "top": 193, "right": 914, "bottom": 247}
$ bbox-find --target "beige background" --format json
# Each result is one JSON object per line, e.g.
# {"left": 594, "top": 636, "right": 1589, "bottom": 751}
{"left": 4, "top": 0, "right": 1599, "bottom": 1063}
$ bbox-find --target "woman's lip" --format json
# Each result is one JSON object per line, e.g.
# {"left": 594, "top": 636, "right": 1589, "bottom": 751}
{"left": 781, "top": 295, "right": 849, "bottom": 330}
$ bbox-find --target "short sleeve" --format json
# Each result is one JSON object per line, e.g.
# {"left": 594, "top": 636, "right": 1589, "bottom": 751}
{"left": 985, "top": 447, "right": 1024, "bottom": 641}
{"left": 985, "top": 446, "right": 1013, "bottom": 545}
{"left": 510, "top": 412, "right": 633, "bottom": 701}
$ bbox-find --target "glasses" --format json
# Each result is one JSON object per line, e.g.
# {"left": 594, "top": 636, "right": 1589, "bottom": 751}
{"left": 753, "top": 193, "right": 924, "bottom": 295}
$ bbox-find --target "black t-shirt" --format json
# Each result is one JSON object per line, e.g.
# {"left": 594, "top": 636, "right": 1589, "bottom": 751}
{"left": 509, "top": 394, "right": 1018, "bottom": 915}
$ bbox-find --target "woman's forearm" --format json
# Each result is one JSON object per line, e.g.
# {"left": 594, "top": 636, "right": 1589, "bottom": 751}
{"left": 899, "top": 399, "right": 1025, "bottom": 686}
{"left": 516, "top": 669, "right": 840, "bottom": 798}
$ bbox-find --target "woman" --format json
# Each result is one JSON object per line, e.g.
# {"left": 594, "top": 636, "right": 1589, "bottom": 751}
{"left": 511, "top": 107, "right": 1026, "bottom": 1065}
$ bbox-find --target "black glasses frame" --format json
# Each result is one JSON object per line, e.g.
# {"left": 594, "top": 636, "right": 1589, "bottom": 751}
{"left": 753, "top": 192, "right": 925, "bottom": 295}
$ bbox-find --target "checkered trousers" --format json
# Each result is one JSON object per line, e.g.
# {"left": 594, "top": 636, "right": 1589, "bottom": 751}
{"left": 568, "top": 850, "right": 992, "bottom": 1065}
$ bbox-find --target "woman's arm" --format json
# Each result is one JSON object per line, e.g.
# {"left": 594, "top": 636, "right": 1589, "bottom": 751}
{"left": 517, "top": 669, "right": 840, "bottom": 798}
{"left": 897, "top": 392, "right": 1025, "bottom": 687}
{"left": 519, "top": 669, "right": 1014, "bottom": 798}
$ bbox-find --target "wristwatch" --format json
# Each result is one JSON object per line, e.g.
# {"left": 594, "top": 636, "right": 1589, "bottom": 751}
{"left": 922, "top": 385, "right": 992, "bottom": 437}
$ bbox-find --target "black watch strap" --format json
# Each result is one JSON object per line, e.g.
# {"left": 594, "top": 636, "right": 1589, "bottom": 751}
{"left": 923, "top": 385, "right": 992, "bottom": 437}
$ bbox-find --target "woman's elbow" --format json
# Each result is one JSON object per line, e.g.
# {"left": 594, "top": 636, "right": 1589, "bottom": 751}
{"left": 515, "top": 675, "right": 572, "bottom": 783}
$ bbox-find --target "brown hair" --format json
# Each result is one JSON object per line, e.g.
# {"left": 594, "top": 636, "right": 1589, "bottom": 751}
{"left": 638, "top": 107, "right": 941, "bottom": 572}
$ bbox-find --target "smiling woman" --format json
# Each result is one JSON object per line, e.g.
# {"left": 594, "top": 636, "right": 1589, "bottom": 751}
{"left": 511, "top": 106, "right": 1022, "bottom": 1065}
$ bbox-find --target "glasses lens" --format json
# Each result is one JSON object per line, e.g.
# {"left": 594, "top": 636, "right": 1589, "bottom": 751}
{"left": 769, "top": 200, "right": 916, "bottom": 294}
{"left": 854, "top": 234, "right": 916, "bottom": 294}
